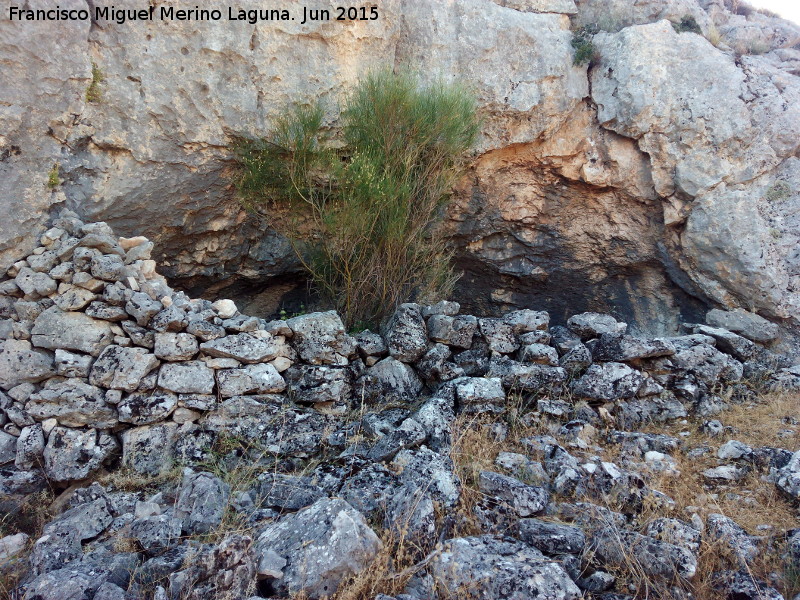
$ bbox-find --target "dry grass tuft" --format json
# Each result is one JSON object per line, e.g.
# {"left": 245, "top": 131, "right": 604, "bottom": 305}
{"left": 706, "top": 23, "right": 723, "bottom": 47}
{"left": 329, "top": 513, "right": 436, "bottom": 600}
{"left": 610, "top": 391, "right": 800, "bottom": 598}
{"left": 0, "top": 490, "right": 56, "bottom": 598}
{"left": 714, "top": 391, "right": 800, "bottom": 449}
{"left": 97, "top": 465, "right": 184, "bottom": 493}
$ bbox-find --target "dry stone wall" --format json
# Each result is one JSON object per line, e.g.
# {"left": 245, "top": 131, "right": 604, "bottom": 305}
{"left": 0, "top": 212, "right": 797, "bottom": 492}
{"left": 0, "top": 213, "right": 799, "bottom": 599}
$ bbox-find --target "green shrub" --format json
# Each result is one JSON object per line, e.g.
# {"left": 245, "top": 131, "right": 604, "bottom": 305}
{"left": 235, "top": 69, "right": 479, "bottom": 327}
{"left": 673, "top": 15, "right": 702, "bottom": 34}
{"left": 86, "top": 62, "right": 104, "bottom": 103}
{"left": 46, "top": 164, "right": 59, "bottom": 188}
{"left": 571, "top": 25, "right": 599, "bottom": 66}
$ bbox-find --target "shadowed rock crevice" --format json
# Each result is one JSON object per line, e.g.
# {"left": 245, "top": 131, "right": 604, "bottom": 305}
{"left": 445, "top": 140, "right": 708, "bottom": 334}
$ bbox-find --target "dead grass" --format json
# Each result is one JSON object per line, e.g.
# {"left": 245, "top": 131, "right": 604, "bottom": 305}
{"left": 97, "top": 464, "right": 184, "bottom": 493}
{"left": 328, "top": 528, "right": 423, "bottom": 600}
{"left": 706, "top": 23, "right": 723, "bottom": 47}
{"left": 444, "top": 387, "right": 800, "bottom": 599}
{"left": 714, "top": 390, "right": 800, "bottom": 449}
{"left": 0, "top": 490, "right": 55, "bottom": 598}
{"left": 447, "top": 398, "right": 563, "bottom": 537}
{"left": 602, "top": 391, "right": 800, "bottom": 598}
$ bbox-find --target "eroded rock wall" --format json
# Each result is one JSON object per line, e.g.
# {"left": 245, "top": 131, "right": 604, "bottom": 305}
{"left": 1, "top": 0, "right": 799, "bottom": 335}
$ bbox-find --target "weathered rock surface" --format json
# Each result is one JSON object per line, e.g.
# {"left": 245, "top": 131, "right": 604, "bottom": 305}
{"left": 31, "top": 307, "right": 114, "bottom": 356}
{"left": 254, "top": 498, "right": 381, "bottom": 598}
{"left": 430, "top": 535, "right": 581, "bottom": 600}
{"left": 43, "top": 427, "right": 118, "bottom": 482}
{"left": 286, "top": 311, "right": 354, "bottom": 365}
{"left": 89, "top": 345, "right": 159, "bottom": 391}
{"left": 591, "top": 525, "right": 697, "bottom": 580}
{"left": 26, "top": 380, "right": 117, "bottom": 428}
{"left": 0, "top": 340, "right": 55, "bottom": 389}
{"left": 174, "top": 469, "right": 230, "bottom": 535}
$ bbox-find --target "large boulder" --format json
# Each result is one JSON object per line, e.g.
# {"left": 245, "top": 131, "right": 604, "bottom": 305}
{"left": 592, "top": 20, "right": 800, "bottom": 324}
{"left": 43, "top": 427, "right": 118, "bottom": 482}
{"left": 254, "top": 498, "right": 381, "bottom": 598}
{"left": 286, "top": 311, "right": 355, "bottom": 365}
{"left": 31, "top": 307, "right": 114, "bottom": 356}
{"left": 89, "top": 345, "right": 159, "bottom": 391}
{"left": 430, "top": 535, "right": 581, "bottom": 600}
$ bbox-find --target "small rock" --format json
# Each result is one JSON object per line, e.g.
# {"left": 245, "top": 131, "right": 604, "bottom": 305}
{"left": 427, "top": 314, "right": 477, "bottom": 349}
{"left": 286, "top": 311, "right": 355, "bottom": 365}
{"left": 455, "top": 376, "right": 505, "bottom": 409}
{"left": 572, "top": 362, "right": 644, "bottom": 400}
{"left": 90, "top": 254, "right": 126, "bottom": 281}
{"left": 706, "top": 513, "right": 759, "bottom": 565}
{"left": 385, "top": 304, "right": 428, "bottom": 363}
{"left": 0, "top": 339, "right": 55, "bottom": 388}
{"left": 212, "top": 299, "right": 238, "bottom": 318}
{"left": 174, "top": 469, "right": 230, "bottom": 534}
{"left": 703, "top": 464, "right": 748, "bottom": 483}
{"left": 717, "top": 439, "right": 752, "bottom": 460}
{"left": 519, "top": 518, "right": 585, "bottom": 555}
{"left": 478, "top": 471, "right": 549, "bottom": 516}
{"left": 519, "top": 343, "right": 559, "bottom": 366}
{"left": 54, "top": 285, "right": 97, "bottom": 311}
{"left": 200, "top": 333, "right": 282, "bottom": 364}
{"left": 131, "top": 514, "right": 182, "bottom": 554}
{"left": 255, "top": 473, "right": 326, "bottom": 511}
{"left": 157, "top": 361, "right": 216, "bottom": 394}
{"left": 154, "top": 332, "right": 199, "bottom": 361}
{"left": 217, "top": 364, "right": 286, "bottom": 397}
{"left": 118, "top": 390, "right": 178, "bottom": 425}
{"left": 44, "top": 427, "right": 118, "bottom": 482}
{"left": 713, "top": 570, "right": 785, "bottom": 600}
{"left": 121, "top": 423, "right": 179, "bottom": 475}
{"left": 89, "top": 345, "right": 160, "bottom": 391}
{"left": 692, "top": 324, "right": 757, "bottom": 361}
{"left": 567, "top": 312, "right": 627, "bottom": 340}
{"left": 479, "top": 318, "right": 519, "bottom": 353}
{"left": 54, "top": 349, "right": 93, "bottom": 378}
{"left": 125, "top": 292, "right": 163, "bottom": 327}
{"left": 15, "top": 423, "right": 45, "bottom": 469}
{"left": 591, "top": 526, "right": 696, "bottom": 579}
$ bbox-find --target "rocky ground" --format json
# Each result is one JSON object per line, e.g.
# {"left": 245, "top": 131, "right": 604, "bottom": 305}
{"left": 1, "top": 212, "right": 800, "bottom": 599}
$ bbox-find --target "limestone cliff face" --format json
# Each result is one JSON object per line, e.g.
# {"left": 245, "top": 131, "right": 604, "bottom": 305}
{"left": 1, "top": 0, "right": 799, "bottom": 335}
